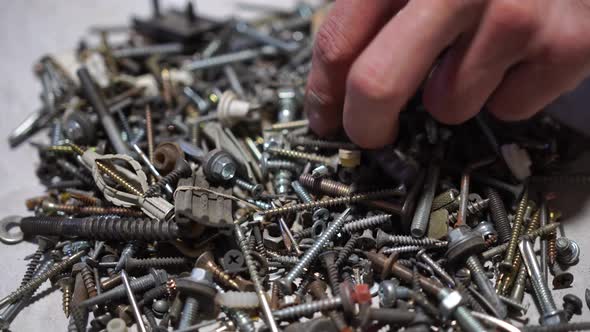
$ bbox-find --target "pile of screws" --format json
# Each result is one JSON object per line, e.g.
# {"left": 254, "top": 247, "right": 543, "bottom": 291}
{"left": 3, "top": 1, "right": 590, "bottom": 331}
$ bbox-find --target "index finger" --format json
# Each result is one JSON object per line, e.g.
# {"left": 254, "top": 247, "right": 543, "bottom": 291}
{"left": 305, "top": 0, "right": 402, "bottom": 137}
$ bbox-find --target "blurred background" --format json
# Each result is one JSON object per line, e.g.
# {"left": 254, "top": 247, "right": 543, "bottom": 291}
{"left": 0, "top": 0, "right": 589, "bottom": 330}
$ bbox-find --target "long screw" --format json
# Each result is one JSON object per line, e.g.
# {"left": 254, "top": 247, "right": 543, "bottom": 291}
{"left": 485, "top": 187, "right": 512, "bottom": 243}
{"left": 183, "top": 46, "right": 278, "bottom": 71}
{"left": 298, "top": 173, "right": 353, "bottom": 196}
{"left": 447, "top": 199, "right": 489, "bottom": 225}
{"left": 501, "top": 189, "right": 529, "bottom": 273}
{"left": 480, "top": 223, "right": 560, "bottom": 260}
{"left": 267, "top": 147, "right": 335, "bottom": 169}
{"left": 0, "top": 250, "right": 85, "bottom": 310}
{"left": 234, "top": 223, "right": 279, "bottom": 332}
{"left": 291, "top": 180, "right": 329, "bottom": 221}
{"left": 416, "top": 249, "right": 455, "bottom": 287}
{"left": 376, "top": 229, "right": 445, "bottom": 248}
{"left": 261, "top": 188, "right": 404, "bottom": 218}
{"left": 20, "top": 216, "right": 179, "bottom": 241}
{"left": 120, "top": 270, "right": 148, "bottom": 332}
{"left": 277, "top": 208, "right": 351, "bottom": 295}
{"left": 519, "top": 239, "right": 565, "bottom": 325}
{"left": 465, "top": 255, "right": 507, "bottom": 318}
{"left": 342, "top": 214, "right": 391, "bottom": 234}
{"left": 410, "top": 162, "right": 439, "bottom": 238}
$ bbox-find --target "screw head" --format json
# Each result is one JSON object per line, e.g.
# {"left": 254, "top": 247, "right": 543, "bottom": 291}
{"left": 563, "top": 294, "right": 583, "bottom": 315}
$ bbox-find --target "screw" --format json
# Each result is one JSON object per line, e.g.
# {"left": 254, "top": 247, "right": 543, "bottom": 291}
{"left": 58, "top": 277, "right": 74, "bottom": 318}
{"left": 80, "top": 269, "right": 168, "bottom": 308}
{"left": 234, "top": 178, "right": 263, "bottom": 198}
{"left": 501, "top": 189, "right": 529, "bottom": 273}
{"left": 447, "top": 199, "right": 489, "bottom": 225}
{"left": 260, "top": 154, "right": 300, "bottom": 179}
{"left": 416, "top": 249, "right": 455, "bottom": 287}
{"left": 319, "top": 251, "right": 340, "bottom": 296}
{"left": 234, "top": 223, "right": 279, "bottom": 332}
{"left": 562, "top": 294, "right": 582, "bottom": 322}
{"left": 376, "top": 229, "right": 446, "bottom": 248}
{"left": 184, "top": 46, "right": 278, "bottom": 71}
{"left": 119, "top": 270, "right": 148, "bottom": 332}
{"left": 555, "top": 237, "right": 580, "bottom": 266}
{"left": 41, "top": 201, "right": 143, "bottom": 217}
{"left": 267, "top": 147, "right": 336, "bottom": 169}
{"left": 235, "top": 21, "right": 299, "bottom": 52}
{"left": 510, "top": 264, "right": 528, "bottom": 303}
{"left": 465, "top": 255, "right": 507, "bottom": 318}
{"left": 196, "top": 251, "right": 253, "bottom": 291}
{"left": 485, "top": 187, "right": 512, "bottom": 243}
{"left": 335, "top": 234, "right": 360, "bottom": 267}
{"left": 277, "top": 208, "right": 351, "bottom": 295}
{"left": 125, "top": 256, "right": 187, "bottom": 271}
{"left": 80, "top": 264, "right": 98, "bottom": 298}
{"left": 519, "top": 239, "right": 566, "bottom": 325}
{"left": 0, "top": 250, "right": 85, "bottom": 310}
{"left": 298, "top": 173, "right": 353, "bottom": 196}
{"left": 291, "top": 180, "right": 329, "bottom": 222}
{"left": 342, "top": 214, "right": 391, "bottom": 234}
{"left": 143, "top": 158, "right": 192, "bottom": 197}
{"left": 20, "top": 216, "right": 179, "bottom": 241}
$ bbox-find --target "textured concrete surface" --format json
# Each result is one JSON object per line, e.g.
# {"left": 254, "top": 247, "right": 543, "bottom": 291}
{"left": 0, "top": 1, "right": 588, "bottom": 330}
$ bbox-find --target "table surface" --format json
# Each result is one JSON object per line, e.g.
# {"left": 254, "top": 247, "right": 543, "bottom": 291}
{"left": 0, "top": 1, "right": 588, "bottom": 330}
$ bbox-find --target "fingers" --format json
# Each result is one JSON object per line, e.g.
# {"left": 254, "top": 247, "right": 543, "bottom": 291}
{"left": 424, "top": 0, "right": 538, "bottom": 124}
{"left": 305, "top": 0, "right": 399, "bottom": 137}
{"left": 487, "top": 62, "right": 588, "bottom": 121}
{"left": 343, "top": 0, "right": 485, "bottom": 148}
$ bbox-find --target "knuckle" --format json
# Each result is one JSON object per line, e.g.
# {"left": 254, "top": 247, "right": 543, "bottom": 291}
{"left": 313, "top": 15, "right": 355, "bottom": 67}
{"left": 488, "top": 0, "right": 538, "bottom": 35}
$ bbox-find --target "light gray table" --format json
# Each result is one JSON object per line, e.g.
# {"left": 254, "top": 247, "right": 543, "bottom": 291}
{"left": 0, "top": 1, "right": 588, "bottom": 330}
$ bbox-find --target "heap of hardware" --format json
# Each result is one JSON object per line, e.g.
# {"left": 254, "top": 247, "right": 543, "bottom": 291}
{"left": 3, "top": 1, "right": 590, "bottom": 331}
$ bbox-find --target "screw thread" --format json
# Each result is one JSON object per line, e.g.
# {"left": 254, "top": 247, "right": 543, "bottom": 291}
{"left": 291, "top": 181, "right": 313, "bottom": 203}
{"left": 21, "top": 216, "right": 179, "bottom": 241}
{"left": 343, "top": 214, "right": 391, "bottom": 233}
{"left": 204, "top": 261, "right": 241, "bottom": 290}
{"left": 226, "top": 309, "right": 255, "bottom": 332}
{"left": 262, "top": 189, "right": 401, "bottom": 218}
{"left": 20, "top": 248, "right": 43, "bottom": 287}
{"left": 322, "top": 258, "right": 340, "bottom": 296}
{"left": 448, "top": 199, "right": 490, "bottom": 224}
{"left": 273, "top": 297, "right": 343, "bottom": 320}
{"left": 144, "top": 162, "right": 191, "bottom": 197}
{"left": 268, "top": 253, "right": 299, "bottom": 266}
{"left": 279, "top": 209, "right": 351, "bottom": 293}
{"left": 80, "top": 265, "right": 97, "bottom": 298}
{"left": 80, "top": 270, "right": 167, "bottom": 308}
{"left": 299, "top": 173, "right": 352, "bottom": 196}
{"left": 335, "top": 234, "right": 360, "bottom": 267}
{"left": 179, "top": 297, "right": 199, "bottom": 328}
{"left": 0, "top": 251, "right": 84, "bottom": 308}
{"left": 382, "top": 245, "right": 446, "bottom": 255}
{"left": 503, "top": 190, "right": 529, "bottom": 269}
{"left": 380, "top": 232, "right": 445, "bottom": 247}
{"left": 485, "top": 188, "right": 512, "bottom": 243}
{"left": 266, "top": 159, "right": 300, "bottom": 172}
{"left": 61, "top": 282, "right": 72, "bottom": 318}
{"left": 288, "top": 137, "right": 356, "bottom": 150}
{"left": 126, "top": 257, "right": 186, "bottom": 271}
{"left": 95, "top": 160, "right": 143, "bottom": 196}
{"left": 45, "top": 203, "right": 143, "bottom": 217}
{"left": 466, "top": 255, "right": 507, "bottom": 318}
{"left": 267, "top": 147, "right": 333, "bottom": 166}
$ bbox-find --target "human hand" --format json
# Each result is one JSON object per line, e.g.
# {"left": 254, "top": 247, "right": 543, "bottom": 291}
{"left": 305, "top": 0, "right": 590, "bottom": 148}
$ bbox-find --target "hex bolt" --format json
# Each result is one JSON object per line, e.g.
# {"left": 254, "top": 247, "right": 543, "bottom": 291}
{"left": 291, "top": 181, "right": 329, "bottom": 222}
{"left": 20, "top": 216, "right": 179, "bottom": 241}
{"left": 195, "top": 251, "right": 253, "bottom": 291}
{"left": 277, "top": 208, "right": 352, "bottom": 295}
{"left": 519, "top": 239, "right": 566, "bottom": 325}
{"left": 410, "top": 162, "right": 439, "bottom": 238}
{"left": 0, "top": 250, "right": 85, "bottom": 310}
{"left": 501, "top": 189, "right": 529, "bottom": 273}
{"left": 80, "top": 269, "right": 168, "bottom": 308}
{"left": 366, "top": 252, "right": 485, "bottom": 331}
{"left": 485, "top": 187, "right": 512, "bottom": 243}
{"left": 555, "top": 237, "right": 580, "bottom": 266}
{"left": 562, "top": 294, "right": 583, "bottom": 322}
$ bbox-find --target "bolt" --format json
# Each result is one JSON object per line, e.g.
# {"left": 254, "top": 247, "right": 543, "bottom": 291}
{"left": 20, "top": 216, "right": 179, "bottom": 241}
{"left": 555, "top": 237, "right": 580, "bottom": 266}
{"left": 519, "top": 239, "right": 566, "bottom": 325}
{"left": 501, "top": 189, "right": 529, "bottom": 273}
{"left": 562, "top": 294, "right": 583, "bottom": 321}
{"left": 277, "top": 208, "right": 351, "bottom": 295}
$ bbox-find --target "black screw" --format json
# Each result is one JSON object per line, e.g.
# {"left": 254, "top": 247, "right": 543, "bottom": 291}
{"left": 562, "top": 294, "right": 583, "bottom": 321}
